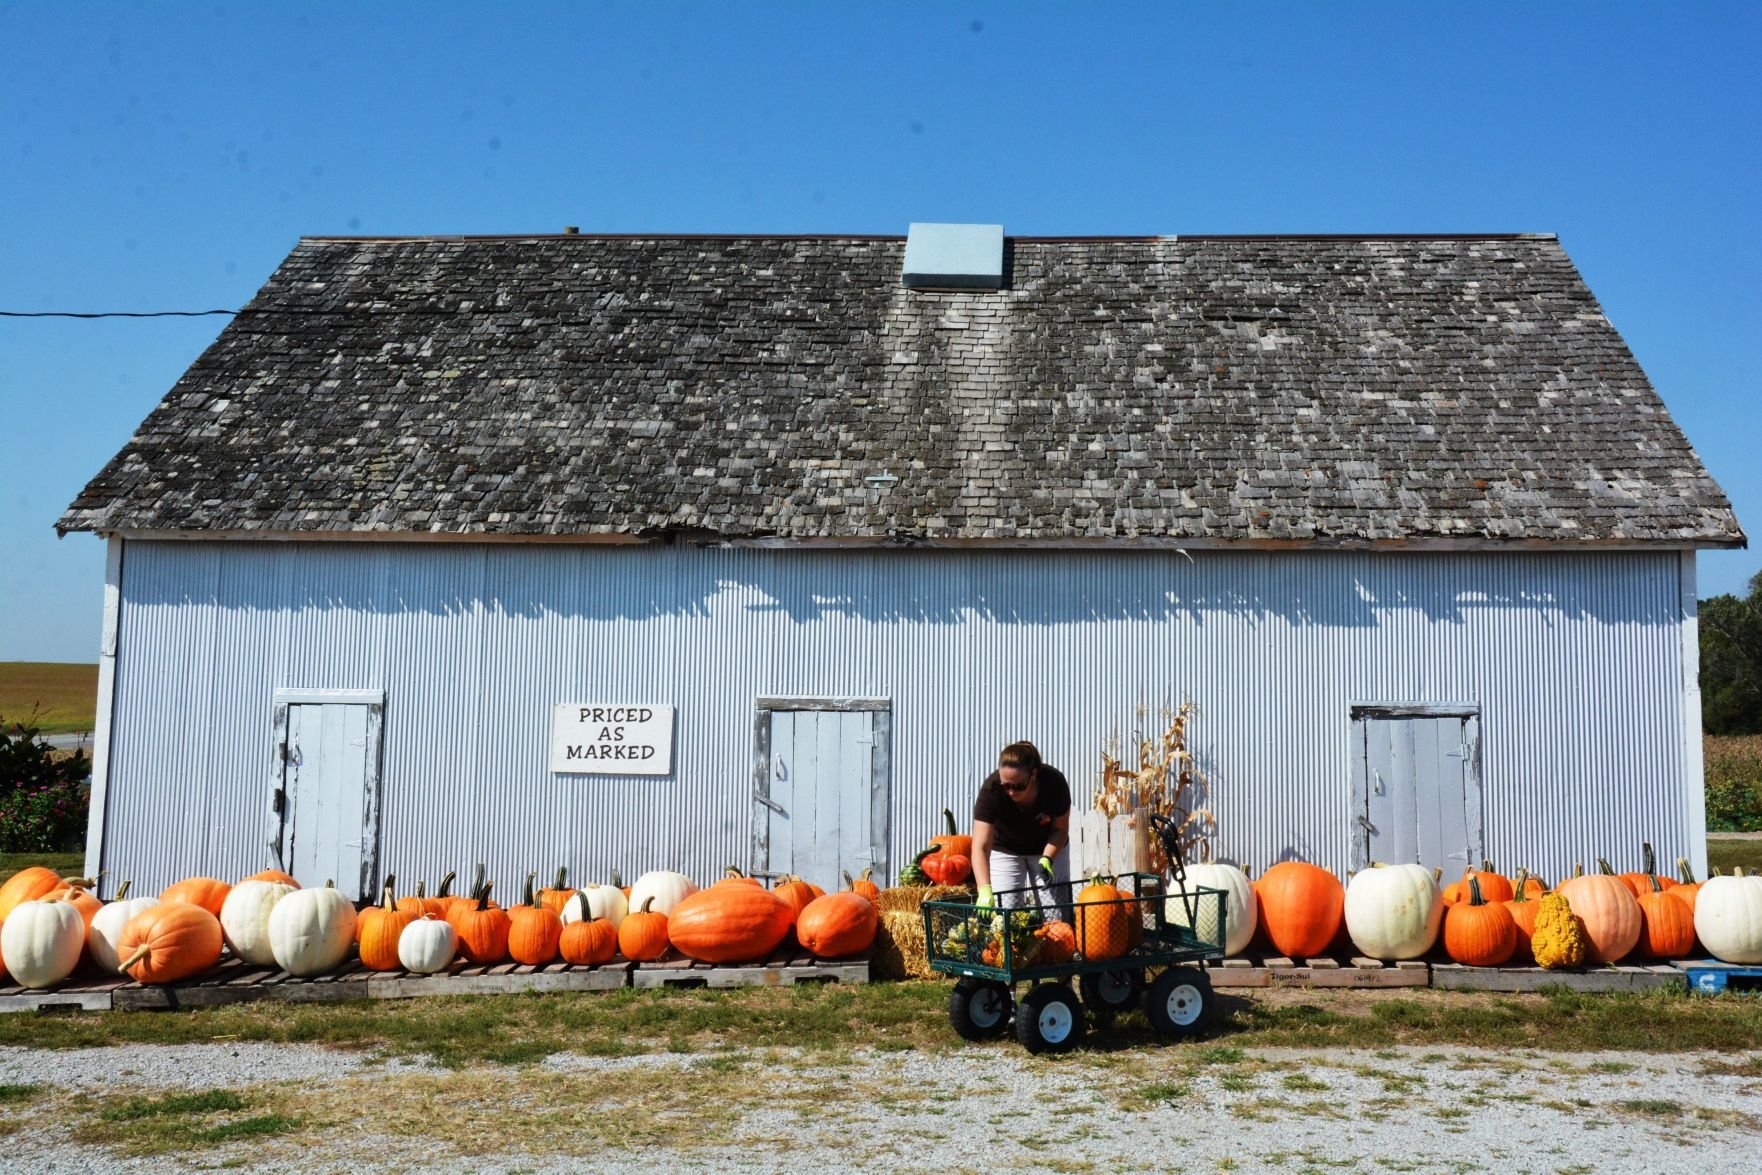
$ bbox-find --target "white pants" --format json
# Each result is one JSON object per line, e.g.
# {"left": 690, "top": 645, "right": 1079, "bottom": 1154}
{"left": 990, "top": 850, "right": 1072, "bottom": 917}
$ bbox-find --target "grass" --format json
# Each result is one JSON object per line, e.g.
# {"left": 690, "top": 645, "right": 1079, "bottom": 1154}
{"left": 0, "top": 662, "right": 96, "bottom": 734}
{"left": 8, "top": 982, "right": 1762, "bottom": 1064}
{"left": 0, "top": 852, "right": 84, "bottom": 886}
{"left": 1705, "top": 837, "right": 1762, "bottom": 875}
{"left": 74, "top": 1087, "right": 301, "bottom": 1156}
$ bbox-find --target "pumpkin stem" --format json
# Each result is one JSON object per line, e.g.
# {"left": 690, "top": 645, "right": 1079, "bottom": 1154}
{"left": 436, "top": 870, "right": 456, "bottom": 899}
{"left": 1480, "top": 859, "right": 1494, "bottom": 874}
{"left": 639, "top": 895, "right": 656, "bottom": 914}
{"left": 522, "top": 871, "right": 537, "bottom": 908}
{"left": 610, "top": 868, "right": 624, "bottom": 889}
{"left": 1596, "top": 858, "right": 1615, "bottom": 876}
{"left": 476, "top": 882, "right": 494, "bottom": 911}
{"left": 1712, "top": 867, "right": 1724, "bottom": 877}
{"left": 415, "top": 880, "right": 426, "bottom": 900}
{"left": 114, "top": 879, "right": 132, "bottom": 901}
{"left": 118, "top": 943, "right": 151, "bottom": 974}
{"left": 860, "top": 867, "right": 874, "bottom": 883}
{"left": 725, "top": 865, "right": 746, "bottom": 880}
{"left": 553, "top": 866, "right": 568, "bottom": 892}
{"left": 1573, "top": 863, "right": 1585, "bottom": 878}
{"left": 912, "top": 847, "right": 935, "bottom": 867}
{"left": 1431, "top": 867, "right": 1443, "bottom": 883}
{"left": 383, "top": 872, "right": 396, "bottom": 898}
{"left": 1512, "top": 869, "right": 1531, "bottom": 903}
{"left": 470, "top": 863, "right": 486, "bottom": 900}
{"left": 1649, "top": 873, "right": 1664, "bottom": 894}
{"left": 1677, "top": 857, "right": 1696, "bottom": 885}
{"left": 570, "top": 888, "right": 590, "bottom": 922}
{"left": 1642, "top": 842, "right": 1657, "bottom": 881}
{"left": 1736, "top": 867, "right": 1747, "bottom": 878}
{"left": 1467, "top": 874, "right": 1486, "bottom": 907}
{"left": 381, "top": 883, "right": 396, "bottom": 913}
{"left": 325, "top": 879, "right": 335, "bottom": 888}
{"left": 942, "top": 807, "right": 960, "bottom": 836}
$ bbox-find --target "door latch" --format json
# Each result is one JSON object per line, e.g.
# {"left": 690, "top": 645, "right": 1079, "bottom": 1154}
{"left": 1356, "top": 815, "right": 1377, "bottom": 835}
{"left": 754, "top": 792, "right": 786, "bottom": 815}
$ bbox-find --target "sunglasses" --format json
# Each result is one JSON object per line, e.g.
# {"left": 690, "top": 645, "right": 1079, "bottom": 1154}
{"left": 999, "top": 778, "right": 1033, "bottom": 794}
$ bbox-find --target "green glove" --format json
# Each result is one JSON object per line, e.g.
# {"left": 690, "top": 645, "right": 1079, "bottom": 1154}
{"left": 974, "top": 885, "right": 994, "bottom": 912}
{"left": 1039, "top": 856, "right": 1055, "bottom": 880}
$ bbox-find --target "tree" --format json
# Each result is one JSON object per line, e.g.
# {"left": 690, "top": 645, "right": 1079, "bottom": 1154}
{"left": 1702, "top": 569, "right": 1762, "bottom": 735}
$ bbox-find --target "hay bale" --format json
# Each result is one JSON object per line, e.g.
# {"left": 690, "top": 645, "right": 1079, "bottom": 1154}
{"left": 873, "top": 884, "right": 968, "bottom": 914}
{"left": 870, "top": 886, "right": 969, "bottom": 980}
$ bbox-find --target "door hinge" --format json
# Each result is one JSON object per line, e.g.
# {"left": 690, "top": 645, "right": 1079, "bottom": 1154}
{"left": 754, "top": 792, "right": 786, "bottom": 815}
{"left": 1356, "top": 815, "right": 1377, "bottom": 835}
{"left": 272, "top": 788, "right": 285, "bottom": 814}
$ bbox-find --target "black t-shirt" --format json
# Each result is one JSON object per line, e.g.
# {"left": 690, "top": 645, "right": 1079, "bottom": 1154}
{"left": 972, "top": 765, "right": 1072, "bottom": 856}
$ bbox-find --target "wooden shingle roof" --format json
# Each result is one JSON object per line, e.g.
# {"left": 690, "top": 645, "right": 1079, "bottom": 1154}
{"left": 58, "top": 233, "right": 1745, "bottom": 548}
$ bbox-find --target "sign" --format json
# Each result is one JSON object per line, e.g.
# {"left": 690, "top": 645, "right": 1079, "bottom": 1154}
{"left": 551, "top": 705, "right": 675, "bottom": 775}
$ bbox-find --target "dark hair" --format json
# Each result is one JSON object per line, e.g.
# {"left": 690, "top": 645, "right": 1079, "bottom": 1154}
{"left": 998, "top": 740, "right": 1041, "bottom": 772}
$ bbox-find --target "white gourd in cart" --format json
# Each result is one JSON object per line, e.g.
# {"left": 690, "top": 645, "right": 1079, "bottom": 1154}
{"left": 1344, "top": 863, "right": 1443, "bottom": 960}
{"left": 1164, "top": 863, "right": 1257, "bottom": 956}
{"left": 560, "top": 882, "right": 629, "bottom": 929}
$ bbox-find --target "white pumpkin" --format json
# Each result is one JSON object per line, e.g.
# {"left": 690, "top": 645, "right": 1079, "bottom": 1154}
{"left": 1694, "top": 874, "right": 1762, "bottom": 964}
{"left": 1165, "top": 863, "right": 1258, "bottom": 956}
{"left": 1, "top": 897, "right": 86, "bottom": 989}
{"left": 397, "top": 915, "right": 457, "bottom": 974}
{"left": 1345, "top": 863, "right": 1444, "bottom": 960}
{"left": 560, "top": 884, "right": 628, "bottom": 930}
{"left": 627, "top": 871, "right": 697, "bottom": 917}
{"left": 219, "top": 880, "right": 296, "bottom": 966}
{"left": 88, "top": 894, "right": 161, "bottom": 973}
{"left": 267, "top": 885, "right": 358, "bottom": 976}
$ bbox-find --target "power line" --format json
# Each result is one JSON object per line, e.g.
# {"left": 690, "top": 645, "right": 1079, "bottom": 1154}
{"left": 0, "top": 309, "right": 239, "bottom": 319}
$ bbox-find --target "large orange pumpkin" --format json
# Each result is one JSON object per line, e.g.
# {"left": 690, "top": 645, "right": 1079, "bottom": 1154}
{"left": 1634, "top": 879, "right": 1696, "bottom": 960}
{"left": 117, "top": 903, "right": 223, "bottom": 984}
{"left": 507, "top": 874, "right": 563, "bottom": 965}
{"left": 1615, "top": 847, "right": 1678, "bottom": 898}
{"left": 772, "top": 877, "right": 819, "bottom": 926}
{"left": 357, "top": 883, "right": 415, "bottom": 971}
{"left": 1503, "top": 870, "right": 1542, "bottom": 963}
{"left": 160, "top": 877, "right": 231, "bottom": 918}
{"left": 669, "top": 884, "right": 794, "bottom": 963}
{"left": 48, "top": 879, "right": 102, "bottom": 934}
{"left": 1673, "top": 858, "right": 1703, "bottom": 916}
{"left": 1073, "top": 877, "right": 1130, "bottom": 961}
{"left": 451, "top": 884, "right": 511, "bottom": 964}
{"left": 0, "top": 866, "right": 65, "bottom": 923}
{"left": 1443, "top": 863, "right": 1515, "bottom": 906}
{"left": 618, "top": 896, "right": 670, "bottom": 961}
{"left": 558, "top": 903, "right": 619, "bottom": 966}
{"left": 396, "top": 880, "right": 445, "bottom": 920}
{"left": 930, "top": 808, "right": 973, "bottom": 862}
{"left": 537, "top": 867, "right": 576, "bottom": 915}
{"left": 1556, "top": 873, "right": 1642, "bottom": 963}
{"left": 794, "top": 893, "right": 878, "bottom": 958}
{"left": 1256, "top": 861, "right": 1345, "bottom": 959}
{"left": 1035, "top": 920, "right": 1077, "bottom": 965}
{"left": 1444, "top": 876, "right": 1517, "bottom": 966}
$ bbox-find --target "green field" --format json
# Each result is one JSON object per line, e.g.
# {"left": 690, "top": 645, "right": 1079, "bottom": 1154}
{"left": 0, "top": 662, "right": 97, "bottom": 734}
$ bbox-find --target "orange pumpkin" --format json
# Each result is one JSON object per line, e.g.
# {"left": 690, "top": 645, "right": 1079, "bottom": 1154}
{"left": 0, "top": 866, "right": 66, "bottom": 922}
{"left": 712, "top": 866, "right": 763, "bottom": 890}
{"left": 1443, "top": 863, "right": 1515, "bottom": 906}
{"left": 1503, "top": 870, "right": 1542, "bottom": 963}
{"left": 930, "top": 808, "right": 973, "bottom": 862}
{"left": 1673, "top": 858, "right": 1703, "bottom": 916}
{"left": 537, "top": 866, "right": 576, "bottom": 915}
{"left": 558, "top": 899, "right": 619, "bottom": 966}
{"left": 921, "top": 851, "right": 972, "bottom": 887}
{"left": 794, "top": 892, "right": 878, "bottom": 958}
{"left": 618, "top": 896, "right": 670, "bottom": 962}
{"left": 48, "top": 878, "right": 103, "bottom": 934}
{"left": 1444, "top": 875, "right": 1517, "bottom": 966}
{"left": 507, "top": 874, "right": 563, "bottom": 965}
{"left": 160, "top": 877, "right": 231, "bottom": 918}
{"left": 244, "top": 869, "right": 300, "bottom": 888}
{"left": 1073, "top": 876, "right": 1130, "bottom": 961}
{"left": 1035, "top": 920, "right": 1077, "bottom": 965}
{"left": 117, "top": 903, "right": 223, "bottom": 984}
{"left": 396, "top": 880, "right": 445, "bottom": 920}
{"left": 1556, "top": 873, "right": 1642, "bottom": 964}
{"left": 1634, "top": 878, "right": 1696, "bottom": 960}
{"left": 670, "top": 883, "right": 793, "bottom": 963}
{"left": 1615, "top": 846, "right": 1677, "bottom": 897}
{"left": 451, "top": 883, "right": 511, "bottom": 964}
{"left": 1256, "top": 861, "right": 1345, "bottom": 959}
{"left": 844, "top": 869, "right": 882, "bottom": 902}
{"left": 772, "top": 877, "right": 819, "bottom": 925}
{"left": 357, "top": 883, "right": 415, "bottom": 971}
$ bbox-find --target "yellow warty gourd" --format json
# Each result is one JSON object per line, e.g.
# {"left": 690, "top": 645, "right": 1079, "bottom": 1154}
{"left": 1531, "top": 892, "right": 1588, "bottom": 970}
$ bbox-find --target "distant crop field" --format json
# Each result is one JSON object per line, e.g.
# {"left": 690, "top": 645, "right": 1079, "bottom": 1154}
{"left": 1706, "top": 734, "right": 1762, "bottom": 833}
{"left": 0, "top": 662, "right": 98, "bottom": 734}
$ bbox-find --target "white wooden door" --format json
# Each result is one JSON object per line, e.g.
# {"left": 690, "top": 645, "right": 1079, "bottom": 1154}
{"left": 759, "top": 705, "right": 889, "bottom": 892}
{"left": 275, "top": 691, "right": 384, "bottom": 900}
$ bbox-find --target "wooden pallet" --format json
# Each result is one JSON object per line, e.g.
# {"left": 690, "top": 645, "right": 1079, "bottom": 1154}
{"left": 1674, "top": 959, "right": 1762, "bottom": 996}
{"left": 630, "top": 948, "right": 870, "bottom": 989}
{"left": 1430, "top": 961, "right": 1686, "bottom": 993}
{"left": 1202, "top": 955, "right": 1429, "bottom": 988}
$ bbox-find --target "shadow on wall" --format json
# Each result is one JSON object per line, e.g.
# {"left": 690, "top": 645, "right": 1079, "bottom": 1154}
{"left": 125, "top": 542, "right": 1680, "bottom": 631}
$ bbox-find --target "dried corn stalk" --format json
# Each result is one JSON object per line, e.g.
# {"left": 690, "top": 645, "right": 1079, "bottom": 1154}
{"left": 1097, "top": 701, "right": 1214, "bottom": 873}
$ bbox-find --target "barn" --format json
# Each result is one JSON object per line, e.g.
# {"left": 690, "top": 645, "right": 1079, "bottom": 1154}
{"left": 58, "top": 225, "right": 1745, "bottom": 900}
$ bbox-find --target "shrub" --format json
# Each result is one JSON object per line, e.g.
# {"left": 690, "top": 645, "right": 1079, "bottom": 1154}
{"left": 1705, "top": 735, "right": 1762, "bottom": 833}
{"left": 0, "top": 720, "right": 91, "bottom": 853}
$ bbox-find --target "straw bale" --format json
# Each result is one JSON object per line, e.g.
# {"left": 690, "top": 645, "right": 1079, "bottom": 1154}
{"left": 872, "top": 884, "right": 967, "bottom": 915}
{"left": 874, "top": 909, "right": 934, "bottom": 980}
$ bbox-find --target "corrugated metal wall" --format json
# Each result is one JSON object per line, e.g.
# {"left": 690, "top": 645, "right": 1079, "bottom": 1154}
{"left": 99, "top": 541, "right": 1694, "bottom": 892}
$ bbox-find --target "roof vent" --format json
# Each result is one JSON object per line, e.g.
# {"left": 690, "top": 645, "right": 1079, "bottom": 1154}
{"left": 902, "top": 222, "right": 1004, "bottom": 290}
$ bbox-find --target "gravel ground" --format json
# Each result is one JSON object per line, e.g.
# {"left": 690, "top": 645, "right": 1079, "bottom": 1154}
{"left": 2, "top": 1042, "right": 1758, "bottom": 1173}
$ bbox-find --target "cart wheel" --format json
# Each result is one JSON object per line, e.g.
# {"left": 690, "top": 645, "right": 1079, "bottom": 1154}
{"left": 1144, "top": 967, "right": 1213, "bottom": 1038}
{"left": 1016, "top": 983, "right": 1086, "bottom": 1054}
{"left": 948, "top": 978, "right": 1014, "bottom": 1040}
{"left": 1080, "top": 967, "right": 1144, "bottom": 1015}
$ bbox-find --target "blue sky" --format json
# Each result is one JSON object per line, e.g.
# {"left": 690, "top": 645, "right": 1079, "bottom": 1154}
{"left": 3, "top": 2, "right": 1757, "bottom": 662}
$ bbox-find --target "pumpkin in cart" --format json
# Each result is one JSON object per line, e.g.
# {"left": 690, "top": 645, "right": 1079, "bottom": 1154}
{"left": 159, "top": 876, "right": 232, "bottom": 918}
{"left": 794, "top": 892, "right": 878, "bottom": 958}
{"left": 452, "top": 883, "right": 512, "bottom": 965}
{"left": 618, "top": 896, "right": 670, "bottom": 962}
{"left": 669, "top": 882, "right": 793, "bottom": 963}
{"left": 1443, "top": 875, "right": 1518, "bottom": 967}
{"left": 558, "top": 891, "right": 619, "bottom": 966}
{"left": 1073, "top": 876, "right": 1130, "bottom": 961}
{"left": 507, "top": 873, "right": 563, "bottom": 965}
{"left": 1556, "top": 871, "right": 1642, "bottom": 964}
{"left": 117, "top": 902, "right": 224, "bottom": 984}
{"left": 1165, "top": 863, "right": 1258, "bottom": 956}
{"left": 1255, "top": 861, "right": 1345, "bottom": 960}
{"left": 930, "top": 809, "right": 973, "bottom": 862}
{"left": 1034, "top": 919, "right": 1077, "bottom": 965}
{"left": 357, "top": 881, "right": 417, "bottom": 971}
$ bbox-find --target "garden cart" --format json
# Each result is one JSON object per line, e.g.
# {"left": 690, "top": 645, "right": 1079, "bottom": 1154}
{"left": 922, "top": 813, "right": 1227, "bottom": 1053}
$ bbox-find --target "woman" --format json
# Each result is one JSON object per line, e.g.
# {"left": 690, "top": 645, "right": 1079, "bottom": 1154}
{"left": 971, "top": 740, "right": 1072, "bottom": 912}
